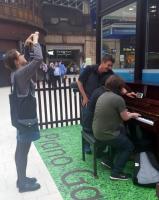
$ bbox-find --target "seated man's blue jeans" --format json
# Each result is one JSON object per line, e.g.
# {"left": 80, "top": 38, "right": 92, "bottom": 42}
{"left": 100, "top": 128, "right": 134, "bottom": 175}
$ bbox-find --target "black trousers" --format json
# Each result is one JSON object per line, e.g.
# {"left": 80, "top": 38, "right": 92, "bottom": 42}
{"left": 15, "top": 141, "right": 31, "bottom": 183}
{"left": 53, "top": 76, "right": 61, "bottom": 87}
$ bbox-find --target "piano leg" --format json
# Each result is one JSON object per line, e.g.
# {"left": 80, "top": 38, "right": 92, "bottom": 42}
{"left": 127, "top": 120, "right": 143, "bottom": 147}
{"left": 127, "top": 120, "right": 155, "bottom": 153}
{"left": 154, "top": 134, "right": 159, "bottom": 161}
{"left": 156, "top": 183, "right": 159, "bottom": 198}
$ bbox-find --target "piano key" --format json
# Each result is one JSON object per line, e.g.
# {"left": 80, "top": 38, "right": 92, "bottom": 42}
{"left": 136, "top": 117, "right": 154, "bottom": 126}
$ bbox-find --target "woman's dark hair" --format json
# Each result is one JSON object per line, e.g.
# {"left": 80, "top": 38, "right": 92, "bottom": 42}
{"left": 4, "top": 49, "right": 18, "bottom": 71}
{"left": 102, "top": 54, "right": 115, "bottom": 64}
{"left": 105, "top": 75, "right": 126, "bottom": 95}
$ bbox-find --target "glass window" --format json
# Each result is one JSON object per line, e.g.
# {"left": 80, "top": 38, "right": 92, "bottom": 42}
{"left": 101, "top": 2, "right": 137, "bottom": 69}
{"left": 146, "top": 0, "right": 159, "bottom": 69}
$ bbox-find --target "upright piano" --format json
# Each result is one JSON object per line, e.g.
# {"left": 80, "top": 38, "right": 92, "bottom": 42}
{"left": 124, "top": 82, "right": 159, "bottom": 157}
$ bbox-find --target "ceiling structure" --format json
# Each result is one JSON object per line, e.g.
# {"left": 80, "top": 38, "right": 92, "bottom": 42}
{"left": 41, "top": 0, "right": 85, "bottom": 11}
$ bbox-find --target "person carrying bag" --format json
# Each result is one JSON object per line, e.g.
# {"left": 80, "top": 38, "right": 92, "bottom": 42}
{"left": 4, "top": 32, "right": 43, "bottom": 193}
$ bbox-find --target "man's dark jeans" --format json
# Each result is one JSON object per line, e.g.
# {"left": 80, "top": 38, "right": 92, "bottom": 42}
{"left": 81, "top": 105, "right": 93, "bottom": 134}
{"left": 81, "top": 105, "right": 92, "bottom": 152}
{"left": 101, "top": 129, "right": 134, "bottom": 175}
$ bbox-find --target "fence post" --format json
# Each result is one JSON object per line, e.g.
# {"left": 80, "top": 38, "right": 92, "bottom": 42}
{"left": 36, "top": 76, "right": 81, "bottom": 129}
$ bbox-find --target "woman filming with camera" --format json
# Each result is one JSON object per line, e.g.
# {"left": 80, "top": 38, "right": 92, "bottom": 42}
{"left": 4, "top": 32, "right": 43, "bottom": 192}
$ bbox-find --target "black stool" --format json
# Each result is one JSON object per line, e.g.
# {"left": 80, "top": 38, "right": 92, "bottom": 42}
{"left": 81, "top": 130, "right": 102, "bottom": 177}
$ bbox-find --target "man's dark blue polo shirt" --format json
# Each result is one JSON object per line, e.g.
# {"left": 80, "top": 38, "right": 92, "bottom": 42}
{"left": 78, "top": 64, "right": 114, "bottom": 98}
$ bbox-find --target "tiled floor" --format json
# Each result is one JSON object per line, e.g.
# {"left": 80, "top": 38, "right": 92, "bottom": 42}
{"left": 0, "top": 87, "right": 63, "bottom": 200}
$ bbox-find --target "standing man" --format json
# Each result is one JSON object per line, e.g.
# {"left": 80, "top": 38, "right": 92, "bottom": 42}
{"left": 77, "top": 54, "right": 115, "bottom": 153}
{"left": 77, "top": 54, "right": 136, "bottom": 153}
{"left": 4, "top": 32, "right": 43, "bottom": 192}
{"left": 77, "top": 55, "right": 114, "bottom": 107}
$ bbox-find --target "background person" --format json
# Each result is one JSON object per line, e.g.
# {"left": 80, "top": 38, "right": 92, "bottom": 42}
{"left": 59, "top": 61, "right": 67, "bottom": 83}
{"left": 48, "top": 62, "right": 55, "bottom": 85}
{"left": 53, "top": 62, "right": 61, "bottom": 87}
{"left": 4, "top": 32, "right": 43, "bottom": 192}
{"left": 39, "top": 62, "right": 48, "bottom": 81}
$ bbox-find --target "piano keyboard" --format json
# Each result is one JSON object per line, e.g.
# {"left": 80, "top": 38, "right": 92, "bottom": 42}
{"left": 136, "top": 117, "right": 154, "bottom": 126}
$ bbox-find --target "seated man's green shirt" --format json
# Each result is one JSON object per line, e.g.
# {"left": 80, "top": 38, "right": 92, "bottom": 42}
{"left": 92, "top": 91, "right": 126, "bottom": 141}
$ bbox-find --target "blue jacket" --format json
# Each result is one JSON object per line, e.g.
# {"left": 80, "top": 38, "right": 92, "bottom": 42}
{"left": 59, "top": 64, "right": 67, "bottom": 76}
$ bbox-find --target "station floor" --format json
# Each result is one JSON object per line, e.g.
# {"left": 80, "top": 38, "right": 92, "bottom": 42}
{"left": 0, "top": 87, "right": 63, "bottom": 200}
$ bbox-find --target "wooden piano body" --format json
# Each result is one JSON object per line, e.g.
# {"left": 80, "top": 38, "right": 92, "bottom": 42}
{"left": 125, "top": 82, "right": 159, "bottom": 157}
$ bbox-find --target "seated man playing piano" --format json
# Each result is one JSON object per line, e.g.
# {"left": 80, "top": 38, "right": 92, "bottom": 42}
{"left": 92, "top": 75, "right": 141, "bottom": 180}
{"left": 82, "top": 78, "right": 136, "bottom": 162}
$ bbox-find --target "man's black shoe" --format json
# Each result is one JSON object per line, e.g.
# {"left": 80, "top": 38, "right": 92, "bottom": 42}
{"left": 16, "top": 177, "right": 37, "bottom": 188}
{"left": 101, "top": 159, "right": 113, "bottom": 169}
{"left": 110, "top": 173, "right": 130, "bottom": 181}
{"left": 96, "top": 151, "right": 105, "bottom": 158}
{"left": 85, "top": 149, "right": 92, "bottom": 154}
{"left": 18, "top": 182, "right": 41, "bottom": 193}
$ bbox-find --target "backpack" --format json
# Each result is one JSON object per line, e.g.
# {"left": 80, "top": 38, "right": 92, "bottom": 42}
{"left": 133, "top": 151, "right": 159, "bottom": 188}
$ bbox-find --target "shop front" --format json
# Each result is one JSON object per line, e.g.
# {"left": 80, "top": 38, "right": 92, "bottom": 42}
{"left": 46, "top": 44, "right": 83, "bottom": 74}
{"left": 97, "top": 0, "right": 159, "bottom": 83}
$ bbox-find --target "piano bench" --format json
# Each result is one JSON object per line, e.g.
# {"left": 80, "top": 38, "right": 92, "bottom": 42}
{"left": 81, "top": 130, "right": 113, "bottom": 178}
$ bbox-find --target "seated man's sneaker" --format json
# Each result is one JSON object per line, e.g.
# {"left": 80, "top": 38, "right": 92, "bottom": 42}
{"left": 18, "top": 182, "right": 41, "bottom": 193}
{"left": 110, "top": 173, "right": 129, "bottom": 181}
{"left": 16, "top": 177, "right": 37, "bottom": 188}
{"left": 101, "top": 159, "right": 113, "bottom": 169}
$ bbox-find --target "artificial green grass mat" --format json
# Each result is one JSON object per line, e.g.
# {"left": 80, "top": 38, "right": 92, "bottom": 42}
{"left": 35, "top": 125, "right": 157, "bottom": 200}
